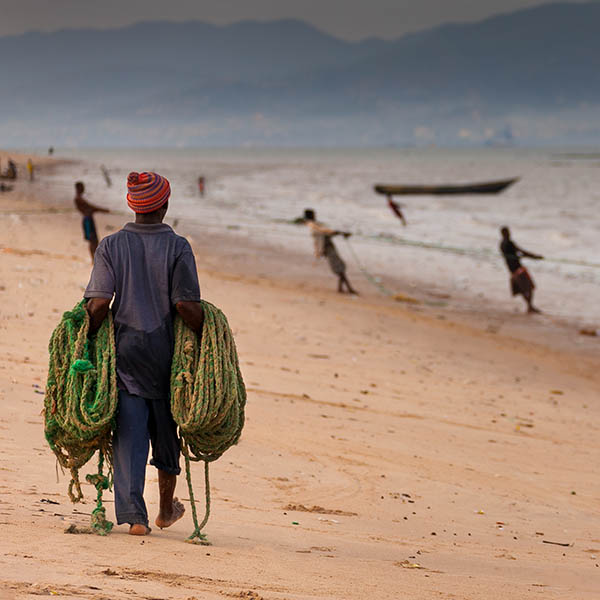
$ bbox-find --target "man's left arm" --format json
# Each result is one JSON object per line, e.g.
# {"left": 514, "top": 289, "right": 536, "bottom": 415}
{"left": 516, "top": 244, "right": 544, "bottom": 260}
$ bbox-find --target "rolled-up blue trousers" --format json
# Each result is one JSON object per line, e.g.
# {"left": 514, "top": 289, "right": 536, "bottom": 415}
{"left": 112, "top": 389, "right": 181, "bottom": 526}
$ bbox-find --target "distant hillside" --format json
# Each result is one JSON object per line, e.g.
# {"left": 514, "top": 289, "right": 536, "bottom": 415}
{"left": 1, "top": 3, "right": 599, "bottom": 146}
{"left": 0, "top": 19, "right": 386, "bottom": 116}
{"left": 323, "top": 2, "right": 600, "bottom": 106}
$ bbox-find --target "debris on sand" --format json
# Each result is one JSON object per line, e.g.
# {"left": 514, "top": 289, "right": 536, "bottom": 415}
{"left": 64, "top": 523, "right": 93, "bottom": 534}
{"left": 233, "top": 592, "right": 265, "bottom": 600}
{"left": 284, "top": 504, "right": 357, "bottom": 517}
{"left": 393, "top": 293, "right": 420, "bottom": 304}
{"left": 579, "top": 327, "right": 597, "bottom": 337}
{"left": 542, "top": 540, "right": 572, "bottom": 547}
{"left": 396, "top": 560, "right": 425, "bottom": 569}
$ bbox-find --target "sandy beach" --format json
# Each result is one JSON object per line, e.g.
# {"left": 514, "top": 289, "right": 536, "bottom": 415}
{"left": 1, "top": 154, "right": 599, "bottom": 599}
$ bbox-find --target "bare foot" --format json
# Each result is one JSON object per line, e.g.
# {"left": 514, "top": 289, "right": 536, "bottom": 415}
{"left": 129, "top": 523, "right": 151, "bottom": 536}
{"left": 155, "top": 497, "right": 185, "bottom": 529}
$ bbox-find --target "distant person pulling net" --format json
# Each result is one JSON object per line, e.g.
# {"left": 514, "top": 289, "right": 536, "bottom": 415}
{"left": 386, "top": 195, "right": 407, "bottom": 226}
{"left": 500, "top": 226, "right": 544, "bottom": 314}
{"left": 100, "top": 165, "right": 112, "bottom": 187}
{"left": 74, "top": 181, "right": 110, "bottom": 262}
{"left": 304, "top": 209, "right": 358, "bottom": 294}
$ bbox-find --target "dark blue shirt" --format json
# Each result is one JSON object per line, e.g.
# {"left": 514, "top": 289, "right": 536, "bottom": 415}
{"left": 84, "top": 222, "right": 201, "bottom": 399}
{"left": 500, "top": 239, "right": 521, "bottom": 273}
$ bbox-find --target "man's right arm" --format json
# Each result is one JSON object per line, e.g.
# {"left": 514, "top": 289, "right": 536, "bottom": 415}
{"left": 75, "top": 197, "right": 110, "bottom": 214}
{"left": 172, "top": 244, "right": 203, "bottom": 334}
{"left": 175, "top": 301, "right": 204, "bottom": 334}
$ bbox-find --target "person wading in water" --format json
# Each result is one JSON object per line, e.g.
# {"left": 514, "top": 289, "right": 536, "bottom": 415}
{"left": 499, "top": 226, "right": 544, "bottom": 314}
{"left": 304, "top": 208, "right": 358, "bottom": 295}
{"left": 84, "top": 171, "right": 205, "bottom": 536}
{"left": 387, "top": 195, "right": 407, "bottom": 226}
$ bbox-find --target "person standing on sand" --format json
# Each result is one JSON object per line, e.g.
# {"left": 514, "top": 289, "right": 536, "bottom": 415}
{"left": 84, "top": 171, "right": 205, "bottom": 536}
{"left": 26, "top": 158, "right": 34, "bottom": 182}
{"left": 500, "top": 226, "right": 544, "bottom": 314}
{"left": 74, "top": 181, "right": 110, "bottom": 262}
{"left": 304, "top": 208, "right": 358, "bottom": 294}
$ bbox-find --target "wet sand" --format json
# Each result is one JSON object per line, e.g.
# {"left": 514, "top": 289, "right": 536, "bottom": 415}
{"left": 0, "top": 156, "right": 599, "bottom": 599}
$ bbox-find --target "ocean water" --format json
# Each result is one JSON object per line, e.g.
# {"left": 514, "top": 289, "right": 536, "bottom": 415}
{"left": 45, "top": 147, "right": 600, "bottom": 326}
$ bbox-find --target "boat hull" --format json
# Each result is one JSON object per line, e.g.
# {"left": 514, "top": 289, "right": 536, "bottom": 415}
{"left": 374, "top": 178, "right": 518, "bottom": 196}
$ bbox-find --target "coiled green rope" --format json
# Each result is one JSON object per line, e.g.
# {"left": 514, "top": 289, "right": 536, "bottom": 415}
{"left": 44, "top": 300, "right": 117, "bottom": 534}
{"left": 44, "top": 299, "right": 245, "bottom": 542}
{"left": 170, "top": 301, "right": 246, "bottom": 544}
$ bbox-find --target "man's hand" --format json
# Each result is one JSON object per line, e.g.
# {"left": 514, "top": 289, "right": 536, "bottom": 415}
{"left": 86, "top": 298, "right": 111, "bottom": 335}
{"left": 175, "top": 301, "right": 204, "bottom": 335}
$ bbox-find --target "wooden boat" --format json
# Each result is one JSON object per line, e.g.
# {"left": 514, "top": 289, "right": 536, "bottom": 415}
{"left": 374, "top": 177, "right": 518, "bottom": 196}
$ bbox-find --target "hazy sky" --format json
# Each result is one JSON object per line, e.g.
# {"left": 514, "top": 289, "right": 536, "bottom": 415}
{"left": 0, "top": 0, "right": 588, "bottom": 40}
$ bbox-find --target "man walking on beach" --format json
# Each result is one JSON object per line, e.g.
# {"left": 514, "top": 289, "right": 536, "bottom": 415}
{"left": 499, "top": 226, "right": 544, "bottom": 313}
{"left": 304, "top": 208, "right": 358, "bottom": 294}
{"left": 74, "top": 181, "right": 110, "bottom": 262}
{"left": 84, "top": 171, "right": 205, "bottom": 536}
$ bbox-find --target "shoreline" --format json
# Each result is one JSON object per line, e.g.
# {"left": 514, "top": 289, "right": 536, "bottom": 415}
{"left": 1, "top": 156, "right": 599, "bottom": 599}
{"left": 47, "top": 152, "right": 600, "bottom": 359}
{"left": 3, "top": 153, "right": 599, "bottom": 369}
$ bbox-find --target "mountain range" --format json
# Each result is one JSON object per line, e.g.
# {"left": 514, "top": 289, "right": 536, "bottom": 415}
{"left": 1, "top": 2, "right": 599, "bottom": 146}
